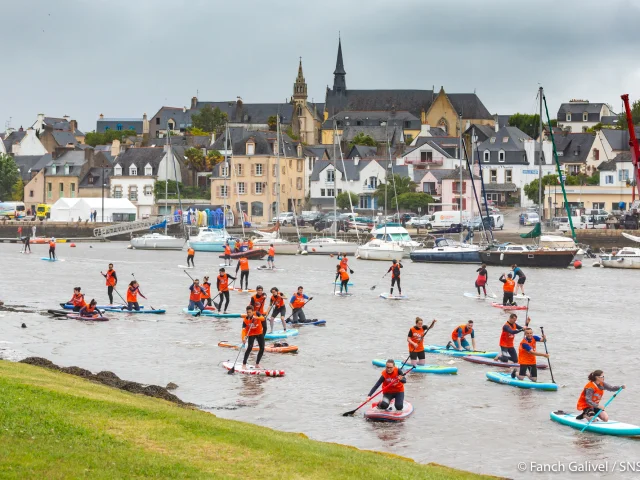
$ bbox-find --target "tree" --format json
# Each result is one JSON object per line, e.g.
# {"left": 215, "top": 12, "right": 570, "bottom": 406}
{"left": 11, "top": 178, "right": 24, "bottom": 201}
{"left": 191, "top": 105, "right": 227, "bottom": 133}
{"left": 373, "top": 174, "right": 417, "bottom": 210}
{"left": 395, "top": 192, "right": 434, "bottom": 211}
{"left": 616, "top": 99, "right": 640, "bottom": 129}
{"left": 186, "top": 127, "right": 210, "bottom": 136}
{"left": 267, "top": 116, "right": 277, "bottom": 131}
{"left": 349, "top": 133, "right": 377, "bottom": 148}
{"left": 508, "top": 113, "right": 540, "bottom": 138}
{"left": 154, "top": 180, "right": 210, "bottom": 200}
{"left": 523, "top": 174, "right": 558, "bottom": 204}
{"left": 0, "top": 153, "right": 20, "bottom": 200}
{"left": 84, "top": 130, "right": 137, "bottom": 147}
{"left": 336, "top": 191, "right": 359, "bottom": 210}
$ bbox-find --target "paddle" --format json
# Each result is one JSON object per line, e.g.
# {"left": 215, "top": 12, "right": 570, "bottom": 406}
{"left": 580, "top": 387, "right": 624, "bottom": 433}
{"left": 131, "top": 273, "right": 154, "bottom": 310}
{"left": 370, "top": 272, "right": 388, "bottom": 291}
{"left": 228, "top": 305, "right": 273, "bottom": 375}
{"left": 539, "top": 326, "right": 555, "bottom": 383}
{"left": 184, "top": 270, "right": 206, "bottom": 317}
{"left": 285, "top": 297, "right": 313, "bottom": 324}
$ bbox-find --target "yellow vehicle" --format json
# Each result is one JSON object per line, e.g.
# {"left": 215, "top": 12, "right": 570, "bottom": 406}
{"left": 36, "top": 204, "right": 51, "bottom": 220}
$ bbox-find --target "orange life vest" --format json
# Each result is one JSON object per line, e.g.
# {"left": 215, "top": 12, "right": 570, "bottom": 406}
{"left": 201, "top": 282, "right": 211, "bottom": 299}
{"left": 242, "top": 314, "right": 264, "bottom": 337}
{"left": 72, "top": 293, "right": 86, "bottom": 308}
{"left": 83, "top": 305, "right": 96, "bottom": 315}
{"left": 518, "top": 337, "right": 537, "bottom": 365}
{"left": 503, "top": 278, "right": 515, "bottom": 293}
{"left": 126, "top": 286, "right": 138, "bottom": 303}
{"left": 577, "top": 381, "right": 604, "bottom": 411}
{"left": 248, "top": 240, "right": 254, "bottom": 250}
{"left": 239, "top": 258, "right": 249, "bottom": 271}
{"left": 391, "top": 264, "right": 401, "bottom": 278}
{"left": 340, "top": 257, "right": 348, "bottom": 269}
{"left": 339, "top": 267, "right": 349, "bottom": 281}
{"left": 105, "top": 269, "right": 116, "bottom": 287}
{"left": 190, "top": 285, "right": 203, "bottom": 302}
{"left": 268, "top": 246, "right": 275, "bottom": 256}
{"left": 451, "top": 325, "right": 473, "bottom": 341}
{"left": 224, "top": 245, "right": 231, "bottom": 255}
{"left": 187, "top": 248, "right": 195, "bottom": 256}
{"left": 217, "top": 274, "right": 230, "bottom": 292}
{"left": 49, "top": 240, "right": 56, "bottom": 248}
{"left": 381, "top": 367, "right": 404, "bottom": 394}
{"left": 499, "top": 321, "right": 518, "bottom": 348}
{"left": 408, "top": 326, "right": 425, "bottom": 352}
{"left": 251, "top": 293, "right": 266, "bottom": 315}
{"left": 291, "top": 293, "right": 306, "bottom": 309}
{"left": 271, "top": 293, "right": 285, "bottom": 308}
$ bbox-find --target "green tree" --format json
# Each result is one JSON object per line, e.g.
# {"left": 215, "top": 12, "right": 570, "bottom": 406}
{"left": 524, "top": 174, "right": 559, "bottom": 205}
{"left": 285, "top": 126, "right": 299, "bottom": 141}
{"left": 349, "top": 133, "right": 377, "bottom": 148}
{"left": 154, "top": 180, "right": 210, "bottom": 200}
{"left": 336, "top": 191, "right": 359, "bottom": 210}
{"left": 191, "top": 105, "right": 228, "bottom": 133}
{"left": 508, "top": 113, "right": 540, "bottom": 138}
{"left": 0, "top": 153, "right": 20, "bottom": 200}
{"left": 395, "top": 192, "right": 434, "bottom": 211}
{"left": 616, "top": 99, "right": 640, "bottom": 129}
{"left": 186, "top": 127, "right": 210, "bottom": 136}
{"left": 267, "top": 116, "right": 277, "bottom": 131}
{"left": 11, "top": 178, "right": 24, "bottom": 201}
{"left": 84, "top": 130, "right": 137, "bottom": 147}
{"left": 373, "top": 174, "right": 417, "bottom": 209}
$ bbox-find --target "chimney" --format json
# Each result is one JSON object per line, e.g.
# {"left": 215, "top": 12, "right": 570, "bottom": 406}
{"left": 99, "top": 113, "right": 104, "bottom": 119}
{"left": 494, "top": 122, "right": 499, "bottom": 133}
{"left": 63, "top": 115, "right": 70, "bottom": 122}
{"left": 70, "top": 120, "right": 77, "bottom": 133}
{"left": 19, "top": 126, "right": 24, "bottom": 132}
{"left": 111, "top": 139, "right": 121, "bottom": 158}
{"left": 142, "top": 113, "right": 149, "bottom": 135}
{"left": 183, "top": 106, "right": 187, "bottom": 113}
{"left": 354, "top": 156, "right": 360, "bottom": 166}
{"left": 191, "top": 96, "right": 198, "bottom": 109}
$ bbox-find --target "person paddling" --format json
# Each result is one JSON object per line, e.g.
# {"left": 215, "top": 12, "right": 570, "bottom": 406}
{"left": 216, "top": 268, "right": 235, "bottom": 314}
{"left": 68, "top": 287, "right": 87, "bottom": 312}
{"left": 201, "top": 276, "right": 212, "bottom": 307}
{"left": 407, "top": 317, "right": 434, "bottom": 367}
{"left": 48, "top": 237, "right": 56, "bottom": 260}
{"left": 101, "top": 264, "right": 117, "bottom": 305}
{"left": 22, "top": 233, "right": 31, "bottom": 253}
{"left": 223, "top": 243, "right": 232, "bottom": 266}
{"left": 269, "top": 287, "right": 287, "bottom": 332}
{"left": 289, "top": 286, "right": 312, "bottom": 324}
{"left": 235, "top": 257, "right": 250, "bottom": 291}
{"left": 510, "top": 327, "right": 548, "bottom": 382}
{"left": 367, "top": 359, "right": 407, "bottom": 411}
{"left": 475, "top": 263, "right": 488, "bottom": 297}
{"left": 188, "top": 278, "right": 206, "bottom": 312}
{"left": 267, "top": 244, "right": 276, "bottom": 269}
{"left": 123, "top": 280, "right": 146, "bottom": 311}
{"left": 447, "top": 320, "right": 476, "bottom": 351}
{"left": 187, "top": 247, "right": 195, "bottom": 268}
{"left": 234, "top": 239, "right": 241, "bottom": 253}
{"left": 335, "top": 264, "right": 350, "bottom": 294}
{"left": 387, "top": 260, "right": 403, "bottom": 296}
{"left": 576, "top": 370, "right": 626, "bottom": 421}
{"left": 250, "top": 286, "right": 268, "bottom": 337}
{"left": 495, "top": 313, "right": 525, "bottom": 364}
{"left": 499, "top": 272, "right": 516, "bottom": 306}
{"left": 79, "top": 299, "right": 99, "bottom": 318}
{"left": 340, "top": 253, "right": 354, "bottom": 274}
{"left": 248, "top": 238, "right": 254, "bottom": 250}
{"left": 511, "top": 264, "right": 526, "bottom": 296}
{"left": 241, "top": 305, "right": 265, "bottom": 369}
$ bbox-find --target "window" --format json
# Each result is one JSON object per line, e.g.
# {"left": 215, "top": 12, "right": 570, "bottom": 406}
{"left": 619, "top": 169, "right": 630, "bottom": 181}
{"left": 505, "top": 170, "right": 512, "bottom": 183}
{"left": 296, "top": 178, "right": 302, "bottom": 190}
{"left": 51, "top": 164, "right": 57, "bottom": 174}
{"left": 219, "top": 185, "right": 229, "bottom": 198}
{"left": 566, "top": 113, "right": 571, "bottom": 122}
{"left": 113, "top": 186, "right": 122, "bottom": 198}
{"left": 297, "top": 159, "right": 303, "bottom": 172}
{"left": 337, "top": 189, "right": 342, "bottom": 194}
{"left": 605, "top": 175, "right": 614, "bottom": 185}
{"left": 498, "top": 150, "right": 505, "bottom": 162}
{"left": 129, "top": 185, "right": 138, "bottom": 201}
{"left": 247, "top": 142, "right": 255, "bottom": 155}
{"left": 327, "top": 169, "right": 335, "bottom": 183}
{"left": 502, "top": 137, "right": 509, "bottom": 143}
{"left": 70, "top": 183, "right": 76, "bottom": 198}
{"left": 156, "top": 117, "right": 160, "bottom": 125}
{"left": 593, "top": 202, "right": 605, "bottom": 210}
{"left": 29, "top": 190, "right": 34, "bottom": 198}
{"left": 490, "top": 169, "right": 497, "bottom": 182}
{"left": 452, "top": 182, "right": 466, "bottom": 194}
{"left": 483, "top": 151, "right": 490, "bottom": 162}
{"left": 272, "top": 142, "right": 278, "bottom": 154}
{"left": 583, "top": 113, "right": 588, "bottom": 122}
{"left": 237, "top": 201, "right": 248, "bottom": 215}
{"left": 255, "top": 163, "right": 263, "bottom": 176}
{"left": 64, "top": 164, "right": 69, "bottom": 175}
{"left": 221, "top": 164, "right": 229, "bottom": 177}
{"left": 272, "top": 182, "right": 277, "bottom": 195}
{"left": 594, "top": 149, "right": 599, "bottom": 161}
{"left": 144, "top": 185, "right": 153, "bottom": 196}
{"left": 404, "top": 121, "right": 411, "bottom": 128}
{"left": 117, "top": 123, "right": 123, "bottom": 131}
{"left": 327, "top": 189, "right": 335, "bottom": 197}
{"left": 167, "top": 121, "right": 175, "bottom": 130}
{"left": 423, "top": 182, "right": 436, "bottom": 194}
{"left": 281, "top": 184, "right": 285, "bottom": 193}
{"left": 235, "top": 164, "right": 244, "bottom": 176}
{"left": 272, "top": 164, "right": 277, "bottom": 177}
{"left": 88, "top": 175, "right": 94, "bottom": 185}
{"left": 489, "top": 137, "right": 496, "bottom": 144}
{"left": 237, "top": 182, "right": 246, "bottom": 194}
{"left": 129, "top": 165, "right": 137, "bottom": 176}
{"left": 47, "top": 183, "right": 52, "bottom": 199}
{"left": 320, "top": 188, "right": 325, "bottom": 197}
{"left": 251, "top": 201, "right": 263, "bottom": 217}
{"left": 144, "top": 164, "right": 153, "bottom": 176}
{"left": 114, "top": 165, "right": 122, "bottom": 176}
{"left": 369, "top": 176, "right": 378, "bottom": 188}
{"left": 59, "top": 183, "right": 64, "bottom": 196}
{"left": 420, "top": 151, "right": 434, "bottom": 162}
{"left": 254, "top": 182, "right": 263, "bottom": 194}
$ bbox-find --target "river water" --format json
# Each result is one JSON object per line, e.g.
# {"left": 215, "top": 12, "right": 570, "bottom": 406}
{"left": 1, "top": 242, "right": 638, "bottom": 479}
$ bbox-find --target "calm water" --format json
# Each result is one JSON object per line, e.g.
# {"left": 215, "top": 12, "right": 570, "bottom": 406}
{"left": 1, "top": 242, "right": 638, "bottom": 479}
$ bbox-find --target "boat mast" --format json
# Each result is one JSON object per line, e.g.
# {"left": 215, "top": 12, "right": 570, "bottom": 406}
{"left": 229, "top": 123, "right": 245, "bottom": 237}
{"left": 276, "top": 114, "right": 282, "bottom": 238}
{"left": 333, "top": 121, "right": 338, "bottom": 239}
{"left": 538, "top": 86, "right": 544, "bottom": 223}
{"left": 223, "top": 124, "right": 229, "bottom": 231}
{"left": 164, "top": 125, "right": 169, "bottom": 235}
{"left": 459, "top": 114, "right": 463, "bottom": 243}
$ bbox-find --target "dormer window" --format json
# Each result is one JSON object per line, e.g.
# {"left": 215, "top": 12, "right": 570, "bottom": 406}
{"left": 144, "top": 163, "right": 153, "bottom": 176}
{"left": 498, "top": 150, "right": 505, "bottom": 162}
{"left": 117, "top": 123, "right": 123, "bottom": 131}
{"left": 129, "top": 165, "right": 137, "bottom": 176}
{"left": 64, "top": 164, "right": 69, "bottom": 175}
{"left": 88, "top": 175, "right": 95, "bottom": 185}
{"left": 247, "top": 141, "right": 255, "bottom": 155}
{"left": 583, "top": 112, "right": 588, "bottom": 122}
{"left": 489, "top": 137, "right": 496, "bottom": 144}
{"left": 114, "top": 164, "right": 122, "bottom": 176}
{"left": 51, "top": 164, "right": 57, "bottom": 174}
{"left": 483, "top": 151, "right": 490, "bottom": 162}
{"left": 502, "top": 137, "right": 509, "bottom": 143}
{"left": 566, "top": 113, "right": 571, "bottom": 122}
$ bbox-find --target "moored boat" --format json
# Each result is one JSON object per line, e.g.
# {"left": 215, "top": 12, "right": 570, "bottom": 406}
{"left": 410, "top": 237, "right": 482, "bottom": 264}
{"left": 479, "top": 243, "right": 576, "bottom": 268}
{"left": 188, "top": 227, "right": 231, "bottom": 252}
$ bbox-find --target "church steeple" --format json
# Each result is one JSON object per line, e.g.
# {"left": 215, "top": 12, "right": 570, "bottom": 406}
{"left": 293, "top": 57, "right": 308, "bottom": 105}
{"left": 333, "top": 36, "right": 346, "bottom": 94}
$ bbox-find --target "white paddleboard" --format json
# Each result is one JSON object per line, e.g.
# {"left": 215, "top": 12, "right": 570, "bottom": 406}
{"left": 219, "top": 263, "right": 233, "bottom": 267}
{"left": 178, "top": 265, "right": 194, "bottom": 269}
{"left": 334, "top": 292, "right": 354, "bottom": 297}
{"left": 379, "top": 293, "right": 408, "bottom": 300}
{"left": 463, "top": 292, "right": 496, "bottom": 300}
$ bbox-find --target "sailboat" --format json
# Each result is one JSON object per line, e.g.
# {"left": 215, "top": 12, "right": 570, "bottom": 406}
{"left": 131, "top": 129, "right": 185, "bottom": 251}
{"left": 252, "top": 115, "right": 300, "bottom": 255}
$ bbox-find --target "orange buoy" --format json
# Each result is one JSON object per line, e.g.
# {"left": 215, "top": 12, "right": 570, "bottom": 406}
{"left": 574, "top": 260, "right": 582, "bottom": 269}
{"left": 70, "top": 243, "right": 76, "bottom": 248}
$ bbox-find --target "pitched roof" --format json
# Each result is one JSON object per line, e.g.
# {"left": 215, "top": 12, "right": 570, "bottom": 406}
{"left": 195, "top": 102, "right": 294, "bottom": 125}
{"left": 309, "top": 158, "right": 387, "bottom": 182}
{"left": 600, "top": 116, "right": 619, "bottom": 127}
{"left": 44, "top": 117, "right": 71, "bottom": 130}
{"left": 477, "top": 126, "right": 532, "bottom": 165}
{"left": 51, "top": 130, "right": 78, "bottom": 146}
{"left": 97, "top": 118, "right": 144, "bottom": 134}
{"left": 551, "top": 133, "right": 596, "bottom": 164}
{"left": 79, "top": 167, "right": 113, "bottom": 188}
{"left": 601, "top": 127, "right": 640, "bottom": 151}
{"left": 346, "top": 145, "right": 378, "bottom": 159}
{"left": 45, "top": 151, "right": 87, "bottom": 176}
{"left": 341, "top": 126, "right": 400, "bottom": 144}
{"left": 404, "top": 137, "right": 456, "bottom": 158}
{"left": 557, "top": 102, "right": 607, "bottom": 115}
{"left": 417, "top": 168, "right": 455, "bottom": 182}
{"left": 447, "top": 93, "right": 493, "bottom": 120}
{"left": 441, "top": 166, "right": 480, "bottom": 180}
{"left": 113, "top": 147, "right": 166, "bottom": 175}
{"left": 3, "top": 130, "right": 26, "bottom": 152}
{"left": 599, "top": 151, "right": 633, "bottom": 171}
{"left": 496, "top": 115, "right": 512, "bottom": 128}
{"left": 210, "top": 128, "right": 298, "bottom": 157}
{"left": 323, "top": 110, "right": 420, "bottom": 129}
{"left": 13, "top": 155, "right": 48, "bottom": 182}
{"left": 303, "top": 145, "right": 330, "bottom": 160}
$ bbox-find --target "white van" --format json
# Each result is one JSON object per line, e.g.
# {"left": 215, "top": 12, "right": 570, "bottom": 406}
{"left": 430, "top": 210, "right": 469, "bottom": 228}
{"left": 489, "top": 214, "right": 504, "bottom": 230}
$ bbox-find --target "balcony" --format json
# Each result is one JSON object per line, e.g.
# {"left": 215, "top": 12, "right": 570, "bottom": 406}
{"left": 363, "top": 184, "right": 377, "bottom": 191}
{"left": 404, "top": 157, "right": 443, "bottom": 166}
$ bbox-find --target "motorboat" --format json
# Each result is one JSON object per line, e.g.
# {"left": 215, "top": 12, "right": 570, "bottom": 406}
{"left": 188, "top": 227, "right": 230, "bottom": 252}
{"left": 130, "top": 232, "right": 184, "bottom": 250}
{"left": 479, "top": 243, "right": 576, "bottom": 268}
{"left": 252, "top": 231, "right": 300, "bottom": 255}
{"left": 369, "top": 223, "right": 421, "bottom": 257}
{"left": 410, "top": 238, "right": 481, "bottom": 264}
{"left": 356, "top": 238, "right": 404, "bottom": 261}
{"left": 300, "top": 237, "right": 359, "bottom": 256}
{"left": 599, "top": 247, "right": 640, "bottom": 269}
{"left": 539, "top": 235, "right": 584, "bottom": 263}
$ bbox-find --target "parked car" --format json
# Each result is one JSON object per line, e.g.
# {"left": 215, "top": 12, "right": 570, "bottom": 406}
{"left": 406, "top": 216, "right": 421, "bottom": 226}
{"left": 348, "top": 216, "right": 375, "bottom": 231}
{"left": 464, "top": 216, "right": 495, "bottom": 231}
{"left": 314, "top": 219, "right": 349, "bottom": 232}
{"left": 520, "top": 212, "right": 540, "bottom": 226}
{"left": 270, "top": 212, "right": 295, "bottom": 225}
{"left": 301, "top": 211, "right": 323, "bottom": 224}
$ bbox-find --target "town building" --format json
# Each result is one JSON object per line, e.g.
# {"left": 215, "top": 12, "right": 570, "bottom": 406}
{"left": 290, "top": 59, "right": 323, "bottom": 145}
{"left": 556, "top": 100, "right": 613, "bottom": 133}
{"left": 96, "top": 114, "right": 149, "bottom": 135}
{"left": 440, "top": 167, "right": 482, "bottom": 213}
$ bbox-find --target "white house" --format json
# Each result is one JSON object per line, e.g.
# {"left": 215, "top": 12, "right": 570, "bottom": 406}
{"left": 557, "top": 100, "right": 613, "bottom": 133}
{"left": 599, "top": 152, "right": 634, "bottom": 187}
{"left": 10, "top": 128, "right": 47, "bottom": 155}
{"left": 397, "top": 137, "right": 459, "bottom": 170}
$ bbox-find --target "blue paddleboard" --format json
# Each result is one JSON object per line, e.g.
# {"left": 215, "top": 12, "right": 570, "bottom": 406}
{"left": 486, "top": 371, "right": 557, "bottom": 391}
{"left": 371, "top": 359, "right": 457, "bottom": 375}
{"left": 265, "top": 329, "right": 299, "bottom": 340}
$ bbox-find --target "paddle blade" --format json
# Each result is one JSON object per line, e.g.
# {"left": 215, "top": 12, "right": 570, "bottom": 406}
{"left": 342, "top": 409, "right": 357, "bottom": 417}
{"left": 227, "top": 367, "right": 235, "bottom": 375}
{"left": 370, "top": 286, "right": 376, "bottom": 291}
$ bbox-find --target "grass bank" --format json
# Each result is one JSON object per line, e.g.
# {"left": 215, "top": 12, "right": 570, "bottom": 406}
{"left": 0, "top": 361, "right": 494, "bottom": 479}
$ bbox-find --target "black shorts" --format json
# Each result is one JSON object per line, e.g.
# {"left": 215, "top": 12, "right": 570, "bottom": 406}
{"left": 519, "top": 364, "right": 537, "bottom": 377}
{"left": 272, "top": 306, "right": 286, "bottom": 317}
{"left": 517, "top": 277, "right": 526, "bottom": 285}
{"left": 409, "top": 350, "right": 425, "bottom": 360}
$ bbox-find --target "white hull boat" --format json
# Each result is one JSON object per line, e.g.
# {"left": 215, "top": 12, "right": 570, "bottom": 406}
{"left": 253, "top": 237, "right": 300, "bottom": 255}
{"left": 369, "top": 223, "right": 421, "bottom": 258}
{"left": 599, "top": 247, "right": 640, "bottom": 269}
{"left": 410, "top": 238, "right": 481, "bottom": 263}
{"left": 131, "top": 233, "right": 184, "bottom": 250}
{"left": 188, "top": 227, "right": 230, "bottom": 252}
{"left": 300, "top": 237, "right": 359, "bottom": 255}
{"left": 356, "top": 239, "right": 404, "bottom": 261}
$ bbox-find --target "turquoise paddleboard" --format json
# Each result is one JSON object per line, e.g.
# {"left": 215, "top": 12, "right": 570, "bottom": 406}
{"left": 371, "top": 359, "right": 457, "bottom": 375}
{"left": 550, "top": 411, "right": 640, "bottom": 437}
{"left": 486, "top": 371, "right": 557, "bottom": 391}
{"left": 182, "top": 308, "right": 241, "bottom": 318}
{"left": 424, "top": 345, "right": 498, "bottom": 358}
{"left": 265, "top": 329, "right": 299, "bottom": 340}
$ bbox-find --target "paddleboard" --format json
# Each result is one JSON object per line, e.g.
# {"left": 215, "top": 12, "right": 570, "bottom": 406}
{"left": 463, "top": 355, "right": 548, "bottom": 369}
{"left": 514, "top": 294, "right": 530, "bottom": 300}
{"left": 103, "top": 307, "right": 166, "bottom": 314}
{"left": 47, "top": 309, "right": 72, "bottom": 316}
{"left": 334, "top": 292, "right": 354, "bottom": 297}
{"left": 178, "top": 265, "right": 194, "bottom": 269}
{"left": 256, "top": 266, "right": 285, "bottom": 271}
{"left": 264, "top": 329, "right": 299, "bottom": 340}
{"left": 61, "top": 303, "right": 133, "bottom": 310}
{"left": 463, "top": 292, "right": 496, "bottom": 300}
{"left": 182, "top": 308, "right": 241, "bottom": 318}
{"left": 550, "top": 411, "right": 640, "bottom": 437}
{"left": 67, "top": 314, "right": 108, "bottom": 322}
{"left": 424, "top": 345, "right": 498, "bottom": 358}
{"left": 222, "top": 361, "right": 285, "bottom": 377}
{"left": 379, "top": 293, "right": 408, "bottom": 300}
{"left": 491, "top": 302, "right": 527, "bottom": 310}
{"left": 371, "top": 359, "right": 457, "bottom": 375}
{"left": 41, "top": 257, "right": 64, "bottom": 262}
{"left": 217, "top": 341, "right": 298, "bottom": 354}
{"left": 233, "top": 288, "right": 256, "bottom": 293}
{"left": 486, "top": 371, "right": 557, "bottom": 391}
{"left": 286, "top": 319, "right": 326, "bottom": 326}
{"left": 364, "top": 400, "right": 414, "bottom": 422}
{"left": 333, "top": 281, "right": 354, "bottom": 286}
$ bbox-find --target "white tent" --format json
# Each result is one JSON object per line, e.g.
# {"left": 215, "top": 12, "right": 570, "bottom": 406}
{"left": 50, "top": 198, "right": 137, "bottom": 222}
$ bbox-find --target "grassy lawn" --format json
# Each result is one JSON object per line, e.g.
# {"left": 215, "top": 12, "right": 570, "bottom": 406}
{"left": 0, "top": 361, "right": 495, "bottom": 479}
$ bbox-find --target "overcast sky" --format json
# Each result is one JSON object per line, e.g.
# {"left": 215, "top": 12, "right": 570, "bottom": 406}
{"left": 1, "top": 0, "right": 639, "bottom": 133}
